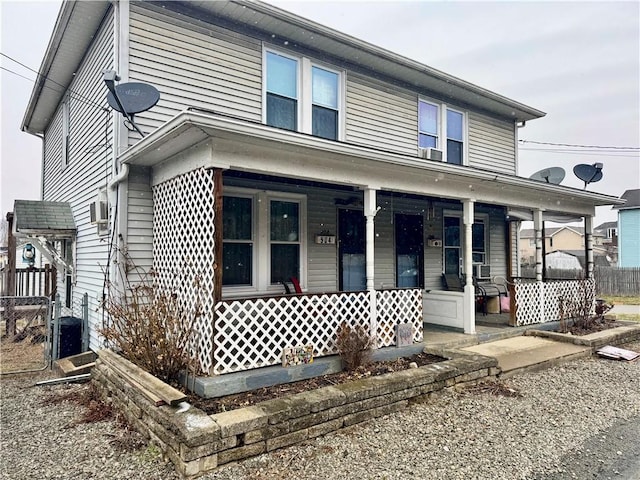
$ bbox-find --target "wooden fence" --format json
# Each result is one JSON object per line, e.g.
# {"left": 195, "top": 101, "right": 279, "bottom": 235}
{"left": 519, "top": 266, "right": 640, "bottom": 296}
{"left": 0, "top": 265, "right": 57, "bottom": 298}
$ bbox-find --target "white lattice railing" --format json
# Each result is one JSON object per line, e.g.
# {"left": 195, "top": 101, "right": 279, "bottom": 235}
{"left": 514, "top": 278, "right": 595, "bottom": 326}
{"left": 376, "top": 289, "right": 423, "bottom": 347}
{"left": 212, "top": 289, "right": 423, "bottom": 375}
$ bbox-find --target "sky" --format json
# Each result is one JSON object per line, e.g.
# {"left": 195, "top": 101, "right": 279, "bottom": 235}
{"left": 1, "top": 0, "right": 639, "bottom": 227}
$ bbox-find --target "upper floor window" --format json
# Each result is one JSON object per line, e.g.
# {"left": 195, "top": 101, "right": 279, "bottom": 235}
{"left": 418, "top": 99, "right": 466, "bottom": 165}
{"left": 418, "top": 101, "right": 438, "bottom": 148}
{"left": 264, "top": 49, "right": 342, "bottom": 141}
{"left": 447, "top": 109, "right": 464, "bottom": 165}
{"left": 266, "top": 52, "right": 298, "bottom": 131}
{"left": 62, "top": 97, "right": 70, "bottom": 170}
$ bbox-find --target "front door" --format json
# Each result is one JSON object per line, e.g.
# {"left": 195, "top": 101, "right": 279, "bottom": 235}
{"left": 395, "top": 213, "right": 424, "bottom": 287}
{"left": 338, "top": 209, "right": 366, "bottom": 291}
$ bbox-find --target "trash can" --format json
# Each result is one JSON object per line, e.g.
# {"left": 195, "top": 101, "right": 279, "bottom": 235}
{"left": 58, "top": 316, "right": 83, "bottom": 359}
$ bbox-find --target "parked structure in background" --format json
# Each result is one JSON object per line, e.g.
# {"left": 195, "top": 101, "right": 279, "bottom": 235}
{"left": 17, "top": 0, "right": 623, "bottom": 377}
{"left": 614, "top": 189, "right": 640, "bottom": 268}
{"left": 519, "top": 225, "right": 608, "bottom": 267}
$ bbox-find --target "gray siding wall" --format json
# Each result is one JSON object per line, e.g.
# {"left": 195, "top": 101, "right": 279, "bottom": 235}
{"left": 42, "top": 10, "right": 115, "bottom": 350}
{"left": 126, "top": 166, "right": 153, "bottom": 281}
{"left": 222, "top": 176, "right": 508, "bottom": 292}
{"left": 127, "top": 4, "right": 262, "bottom": 144}
{"left": 468, "top": 112, "right": 516, "bottom": 174}
{"left": 345, "top": 75, "right": 418, "bottom": 156}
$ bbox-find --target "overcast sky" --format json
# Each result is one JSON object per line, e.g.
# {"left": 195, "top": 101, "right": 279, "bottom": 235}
{"left": 1, "top": 0, "right": 639, "bottom": 226}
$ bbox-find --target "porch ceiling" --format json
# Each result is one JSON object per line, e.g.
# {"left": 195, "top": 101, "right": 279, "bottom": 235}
{"left": 119, "top": 110, "right": 624, "bottom": 217}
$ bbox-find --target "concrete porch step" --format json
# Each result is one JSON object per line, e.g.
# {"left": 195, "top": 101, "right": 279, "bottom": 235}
{"left": 461, "top": 337, "right": 592, "bottom": 377}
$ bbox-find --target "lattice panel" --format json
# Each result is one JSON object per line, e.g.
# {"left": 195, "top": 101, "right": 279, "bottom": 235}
{"left": 376, "top": 289, "right": 423, "bottom": 347}
{"left": 153, "top": 168, "right": 217, "bottom": 374}
{"left": 544, "top": 279, "right": 595, "bottom": 322}
{"left": 514, "top": 279, "right": 595, "bottom": 326}
{"left": 213, "top": 292, "right": 370, "bottom": 374}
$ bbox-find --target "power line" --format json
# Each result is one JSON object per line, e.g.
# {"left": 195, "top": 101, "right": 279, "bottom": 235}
{"left": 1, "top": 52, "right": 108, "bottom": 112}
{"left": 519, "top": 139, "right": 639, "bottom": 151}
{"left": 519, "top": 147, "right": 639, "bottom": 159}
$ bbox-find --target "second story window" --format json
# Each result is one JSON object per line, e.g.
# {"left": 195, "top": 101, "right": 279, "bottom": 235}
{"left": 447, "top": 109, "right": 464, "bottom": 165}
{"left": 264, "top": 48, "right": 342, "bottom": 141}
{"left": 418, "top": 99, "right": 466, "bottom": 165}
{"left": 418, "top": 101, "right": 439, "bottom": 148}
{"left": 266, "top": 52, "right": 298, "bottom": 131}
{"left": 62, "top": 97, "right": 70, "bottom": 170}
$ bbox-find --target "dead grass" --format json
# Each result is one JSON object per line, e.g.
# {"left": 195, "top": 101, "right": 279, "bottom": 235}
{"left": 464, "top": 380, "right": 523, "bottom": 398}
{"left": 0, "top": 325, "right": 47, "bottom": 374}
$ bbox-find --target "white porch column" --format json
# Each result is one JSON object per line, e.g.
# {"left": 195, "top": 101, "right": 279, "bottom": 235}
{"left": 533, "top": 209, "right": 545, "bottom": 322}
{"left": 462, "top": 199, "right": 475, "bottom": 334}
{"left": 363, "top": 188, "right": 379, "bottom": 341}
{"left": 533, "top": 209, "right": 544, "bottom": 282}
{"left": 584, "top": 215, "right": 594, "bottom": 279}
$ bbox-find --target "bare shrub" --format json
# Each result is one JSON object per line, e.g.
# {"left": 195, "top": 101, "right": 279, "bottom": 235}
{"left": 99, "top": 252, "right": 201, "bottom": 385}
{"left": 558, "top": 278, "right": 612, "bottom": 334}
{"left": 335, "top": 322, "right": 374, "bottom": 371}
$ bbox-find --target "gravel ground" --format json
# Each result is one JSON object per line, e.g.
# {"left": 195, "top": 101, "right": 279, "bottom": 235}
{"left": 2, "top": 341, "right": 639, "bottom": 480}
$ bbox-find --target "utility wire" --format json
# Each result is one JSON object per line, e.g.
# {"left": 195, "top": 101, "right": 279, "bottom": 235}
{"left": 1, "top": 52, "right": 108, "bottom": 112}
{"left": 519, "top": 139, "right": 639, "bottom": 151}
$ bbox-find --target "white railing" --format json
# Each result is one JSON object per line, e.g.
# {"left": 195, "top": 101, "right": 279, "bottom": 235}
{"left": 513, "top": 278, "right": 595, "bottom": 326}
{"left": 211, "top": 289, "right": 423, "bottom": 375}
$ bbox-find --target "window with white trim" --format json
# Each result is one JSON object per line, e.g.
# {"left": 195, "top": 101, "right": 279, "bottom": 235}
{"left": 264, "top": 48, "right": 342, "bottom": 141}
{"left": 223, "top": 188, "right": 306, "bottom": 294}
{"left": 418, "top": 99, "right": 466, "bottom": 165}
{"left": 62, "top": 97, "right": 70, "bottom": 170}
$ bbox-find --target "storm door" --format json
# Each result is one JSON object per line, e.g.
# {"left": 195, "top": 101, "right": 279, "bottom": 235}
{"left": 338, "top": 209, "right": 366, "bottom": 291}
{"left": 395, "top": 213, "right": 424, "bottom": 287}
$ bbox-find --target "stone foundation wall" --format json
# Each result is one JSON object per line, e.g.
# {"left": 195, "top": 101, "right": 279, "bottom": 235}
{"left": 92, "top": 351, "right": 498, "bottom": 478}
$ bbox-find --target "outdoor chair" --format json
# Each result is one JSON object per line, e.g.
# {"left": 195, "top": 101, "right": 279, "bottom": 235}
{"left": 442, "top": 273, "right": 505, "bottom": 315}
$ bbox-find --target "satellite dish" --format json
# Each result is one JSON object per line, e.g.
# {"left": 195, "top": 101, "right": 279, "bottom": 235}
{"left": 529, "top": 167, "right": 565, "bottom": 184}
{"left": 106, "top": 82, "right": 160, "bottom": 115}
{"left": 573, "top": 163, "right": 603, "bottom": 189}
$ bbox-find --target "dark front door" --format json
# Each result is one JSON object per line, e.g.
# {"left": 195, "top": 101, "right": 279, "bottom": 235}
{"left": 338, "top": 209, "right": 366, "bottom": 291}
{"left": 395, "top": 213, "right": 424, "bottom": 288}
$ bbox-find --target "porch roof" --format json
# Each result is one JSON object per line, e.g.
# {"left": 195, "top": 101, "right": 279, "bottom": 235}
{"left": 118, "top": 110, "right": 625, "bottom": 218}
{"left": 13, "top": 200, "right": 76, "bottom": 238}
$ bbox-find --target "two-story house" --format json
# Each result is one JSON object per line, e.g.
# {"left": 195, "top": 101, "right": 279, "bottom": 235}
{"left": 17, "top": 0, "right": 623, "bottom": 376}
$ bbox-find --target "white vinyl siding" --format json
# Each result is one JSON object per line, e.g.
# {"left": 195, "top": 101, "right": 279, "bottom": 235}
{"left": 41, "top": 9, "right": 115, "bottom": 350}
{"left": 127, "top": 166, "right": 153, "bottom": 282}
{"left": 127, "top": 4, "right": 262, "bottom": 144}
{"left": 345, "top": 75, "right": 417, "bottom": 155}
{"left": 468, "top": 112, "right": 516, "bottom": 174}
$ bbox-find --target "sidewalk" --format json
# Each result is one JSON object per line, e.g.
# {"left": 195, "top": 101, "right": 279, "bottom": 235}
{"left": 423, "top": 320, "right": 640, "bottom": 378}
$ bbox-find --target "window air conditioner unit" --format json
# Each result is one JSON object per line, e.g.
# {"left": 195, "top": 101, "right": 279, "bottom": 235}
{"left": 420, "top": 147, "right": 443, "bottom": 161}
{"left": 473, "top": 264, "right": 491, "bottom": 279}
{"left": 89, "top": 200, "right": 108, "bottom": 224}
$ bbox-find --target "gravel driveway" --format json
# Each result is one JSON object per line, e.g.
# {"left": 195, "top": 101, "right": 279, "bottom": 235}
{"left": 2, "top": 341, "right": 639, "bottom": 480}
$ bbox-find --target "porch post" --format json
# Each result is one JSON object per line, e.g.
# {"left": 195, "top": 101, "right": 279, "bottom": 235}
{"left": 533, "top": 209, "right": 544, "bottom": 282}
{"left": 462, "top": 199, "right": 475, "bottom": 334}
{"left": 533, "top": 209, "right": 545, "bottom": 322}
{"left": 584, "top": 215, "right": 594, "bottom": 280}
{"left": 363, "top": 188, "right": 378, "bottom": 341}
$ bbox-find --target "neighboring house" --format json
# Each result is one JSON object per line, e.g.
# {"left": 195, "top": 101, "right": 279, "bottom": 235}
{"left": 17, "top": 1, "right": 623, "bottom": 375}
{"left": 519, "top": 226, "right": 606, "bottom": 266}
{"left": 614, "top": 189, "right": 640, "bottom": 267}
{"left": 594, "top": 221, "right": 618, "bottom": 265}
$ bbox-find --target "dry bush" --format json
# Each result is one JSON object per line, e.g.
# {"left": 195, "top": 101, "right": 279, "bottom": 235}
{"left": 99, "top": 253, "right": 201, "bottom": 385}
{"left": 558, "top": 278, "right": 608, "bottom": 333}
{"left": 335, "top": 322, "right": 374, "bottom": 371}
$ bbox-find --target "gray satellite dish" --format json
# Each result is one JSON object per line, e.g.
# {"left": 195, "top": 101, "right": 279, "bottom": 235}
{"left": 573, "top": 163, "right": 603, "bottom": 189}
{"left": 529, "top": 167, "right": 565, "bottom": 184}
{"left": 106, "top": 82, "right": 160, "bottom": 115}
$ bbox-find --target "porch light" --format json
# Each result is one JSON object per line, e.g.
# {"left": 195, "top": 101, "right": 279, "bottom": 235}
{"left": 22, "top": 243, "right": 36, "bottom": 267}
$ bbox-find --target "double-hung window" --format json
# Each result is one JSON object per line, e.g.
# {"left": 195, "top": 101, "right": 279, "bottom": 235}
{"left": 446, "top": 109, "right": 464, "bottom": 165}
{"left": 223, "top": 189, "right": 306, "bottom": 294}
{"left": 265, "top": 48, "right": 342, "bottom": 141}
{"left": 266, "top": 52, "right": 298, "bottom": 131}
{"left": 418, "top": 99, "right": 466, "bottom": 165}
{"left": 418, "top": 101, "right": 439, "bottom": 149}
